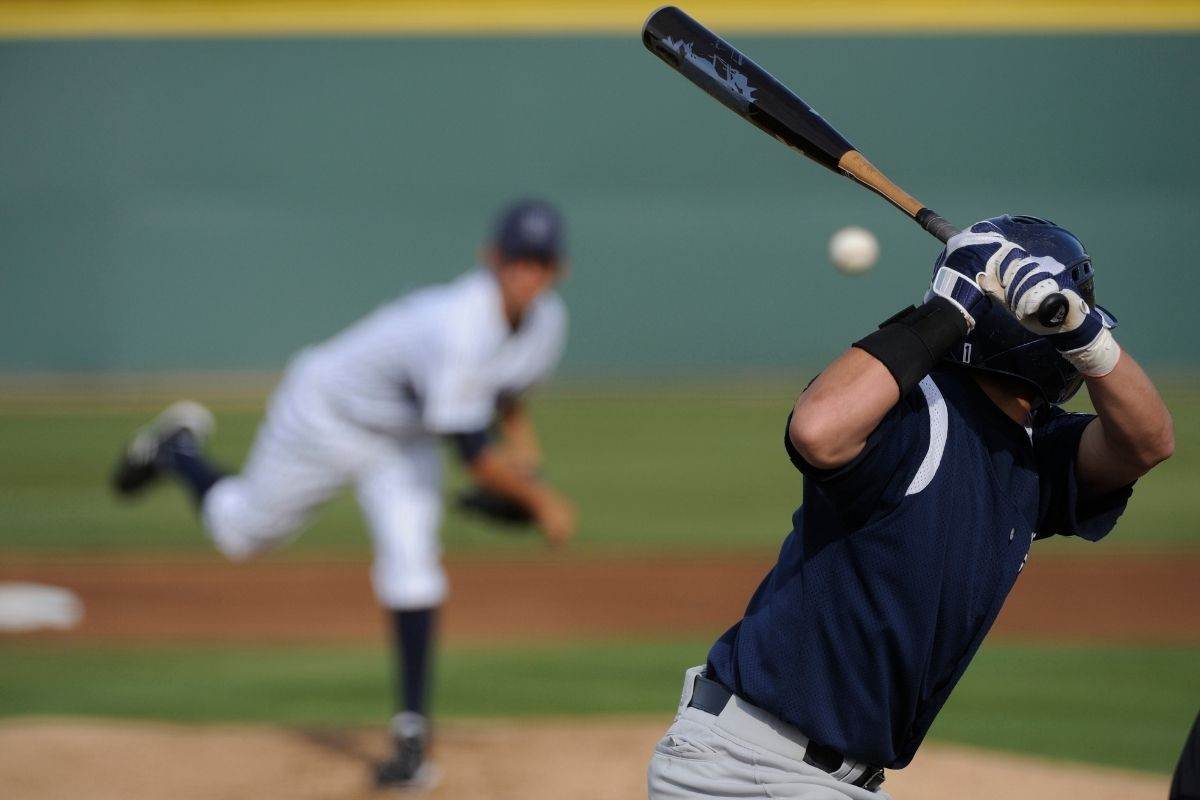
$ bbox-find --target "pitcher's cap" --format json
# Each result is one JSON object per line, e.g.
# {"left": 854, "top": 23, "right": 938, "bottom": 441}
{"left": 493, "top": 199, "right": 564, "bottom": 263}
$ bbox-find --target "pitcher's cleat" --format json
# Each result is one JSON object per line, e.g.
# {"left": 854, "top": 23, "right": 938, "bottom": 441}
{"left": 374, "top": 712, "right": 439, "bottom": 790}
{"left": 111, "top": 400, "right": 215, "bottom": 496}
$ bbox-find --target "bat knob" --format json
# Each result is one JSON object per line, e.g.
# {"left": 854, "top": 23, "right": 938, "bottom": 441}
{"left": 1036, "top": 292, "right": 1070, "bottom": 329}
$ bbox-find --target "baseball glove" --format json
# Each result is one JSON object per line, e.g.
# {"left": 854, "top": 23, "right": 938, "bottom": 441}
{"left": 456, "top": 487, "right": 535, "bottom": 527}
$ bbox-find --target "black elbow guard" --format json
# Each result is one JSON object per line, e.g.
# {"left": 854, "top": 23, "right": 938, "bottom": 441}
{"left": 853, "top": 297, "right": 968, "bottom": 396}
{"left": 449, "top": 429, "right": 492, "bottom": 465}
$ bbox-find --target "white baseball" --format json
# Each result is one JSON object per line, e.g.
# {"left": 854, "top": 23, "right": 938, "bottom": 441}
{"left": 829, "top": 226, "right": 879, "bottom": 275}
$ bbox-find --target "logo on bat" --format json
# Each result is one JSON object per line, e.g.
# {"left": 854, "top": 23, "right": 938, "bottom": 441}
{"left": 660, "top": 37, "right": 757, "bottom": 109}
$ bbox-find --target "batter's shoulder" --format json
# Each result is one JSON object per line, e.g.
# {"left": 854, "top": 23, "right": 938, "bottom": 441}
{"left": 926, "top": 366, "right": 972, "bottom": 404}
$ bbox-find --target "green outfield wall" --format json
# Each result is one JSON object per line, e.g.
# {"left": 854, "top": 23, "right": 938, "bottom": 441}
{"left": 2, "top": 35, "right": 1197, "bottom": 372}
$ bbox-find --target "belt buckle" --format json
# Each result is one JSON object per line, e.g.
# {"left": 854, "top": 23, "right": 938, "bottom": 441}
{"left": 860, "top": 768, "right": 885, "bottom": 792}
{"left": 801, "top": 742, "right": 843, "bottom": 774}
{"left": 805, "top": 741, "right": 884, "bottom": 793}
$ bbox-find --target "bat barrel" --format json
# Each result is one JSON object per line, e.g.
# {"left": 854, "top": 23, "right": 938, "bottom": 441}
{"left": 642, "top": 6, "right": 855, "bottom": 172}
{"left": 643, "top": 6, "right": 1068, "bottom": 329}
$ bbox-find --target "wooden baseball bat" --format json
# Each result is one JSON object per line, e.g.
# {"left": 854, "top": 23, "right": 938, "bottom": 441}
{"left": 642, "top": 5, "right": 1070, "bottom": 328}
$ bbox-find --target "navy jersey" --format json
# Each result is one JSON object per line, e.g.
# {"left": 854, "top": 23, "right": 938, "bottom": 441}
{"left": 706, "top": 366, "right": 1133, "bottom": 769}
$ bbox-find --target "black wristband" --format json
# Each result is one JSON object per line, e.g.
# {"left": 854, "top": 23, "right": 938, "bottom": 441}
{"left": 852, "top": 297, "right": 969, "bottom": 396}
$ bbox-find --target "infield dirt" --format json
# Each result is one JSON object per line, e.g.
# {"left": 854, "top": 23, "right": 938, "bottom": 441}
{"left": 1, "top": 553, "right": 1193, "bottom": 799}
{"left": 0, "top": 716, "right": 1171, "bottom": 800}
{"left": 2, "top": 551, "right": 1198, "bottom": 644}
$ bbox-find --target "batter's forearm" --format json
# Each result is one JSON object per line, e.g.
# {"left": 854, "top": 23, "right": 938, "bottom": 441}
{"left": 1077, "top": 351, "right": 1173, "bottom": 491}
{"left": 790, "top": 348, "right": 900, "bottom": 470}
{"left": 792, "top": 295, "right": 970, "bottom": 470}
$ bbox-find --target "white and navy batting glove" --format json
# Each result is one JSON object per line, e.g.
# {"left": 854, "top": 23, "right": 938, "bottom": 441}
{"left": 978, "top": 226, "right": 1121, "bottom": 378}
{"left": 929, "top": 222, "right": 1028, "bottom": 331}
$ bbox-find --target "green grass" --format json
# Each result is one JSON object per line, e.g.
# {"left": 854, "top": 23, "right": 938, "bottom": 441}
{"left": 0, "top": 638, "right": 704, "bottom": 723}
{"left": 2, "top": 639, "right": 1196, "bottom": 774}
{"left": 2, "top": 377, "right": 1198, "bottom": 555}
{"left": 0, "top": 381, "right": 828, "bottom": 555}
{"left": 931, "top": 642, "right": 1200, "bottom": 773}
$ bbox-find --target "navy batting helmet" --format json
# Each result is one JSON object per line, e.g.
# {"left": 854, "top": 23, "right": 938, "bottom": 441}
{"left": 936, "top": 214, "right": 1118, "bottom": 406}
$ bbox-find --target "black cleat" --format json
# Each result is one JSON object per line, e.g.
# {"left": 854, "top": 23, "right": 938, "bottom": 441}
{"left": 374, "top": 712, "right": 438, "bottom": 790}
{"left": 111, "top": 401, "right": 215, "bottom": 496}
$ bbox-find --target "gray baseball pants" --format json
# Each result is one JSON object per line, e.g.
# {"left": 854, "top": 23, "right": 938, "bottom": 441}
{"left": 648, "top": 667, "right": 892, "bottom": 800}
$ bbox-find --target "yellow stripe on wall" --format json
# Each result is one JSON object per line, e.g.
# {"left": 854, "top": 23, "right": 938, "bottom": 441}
{"left": 2, "top": 0, "right": 1200, "bottom": 38}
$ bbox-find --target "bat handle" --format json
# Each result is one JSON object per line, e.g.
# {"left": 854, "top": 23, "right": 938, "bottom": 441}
{"left": 914, "top": 207, "right": 1068, "bottom": 329}
{"left": 915, "top": 207, "right": 959, "bottom": 243}
{"left": 1033, "top": 292, "right": 1070, "bottom": 328}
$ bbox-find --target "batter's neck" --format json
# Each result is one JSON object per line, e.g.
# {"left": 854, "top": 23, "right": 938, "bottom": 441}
{"left": 971, "top": 372, "right": 1036, "bottom": 427}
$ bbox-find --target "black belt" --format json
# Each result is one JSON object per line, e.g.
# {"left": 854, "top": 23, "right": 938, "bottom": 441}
{"left": 687, "top": 675, "right": 886, "bottom": 792}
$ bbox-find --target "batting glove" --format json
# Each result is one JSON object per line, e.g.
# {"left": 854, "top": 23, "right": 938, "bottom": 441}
{"left": 980, "top": 229, "right": 1121, "bottom": 377}
{"left": 930, "top": 222, "right": 1027, "bottom": 331}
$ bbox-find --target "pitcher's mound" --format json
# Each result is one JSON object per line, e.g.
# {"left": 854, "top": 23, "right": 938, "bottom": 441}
{"left": 0, "top": 717, "right": 1168, "bottom": 800}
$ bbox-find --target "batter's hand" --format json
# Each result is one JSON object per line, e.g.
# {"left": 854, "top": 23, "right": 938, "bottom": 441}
{"left": 932, "top": 222, "right": 1028, "bottom": 330}
{"left": 977, "top": 223, "right": 1121, "bottom": 377}
{"left": 533, "top": 488, "right": 576, "bottom": 548}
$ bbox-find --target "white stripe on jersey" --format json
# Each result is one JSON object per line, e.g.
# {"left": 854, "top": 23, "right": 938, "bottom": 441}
{"left": 906, "top": 375, "right": 948, "bottom": 496}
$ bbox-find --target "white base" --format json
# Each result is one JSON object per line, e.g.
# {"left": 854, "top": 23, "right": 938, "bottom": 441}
{"left": 0, "top": 582, "right": 83, "bottom": 632}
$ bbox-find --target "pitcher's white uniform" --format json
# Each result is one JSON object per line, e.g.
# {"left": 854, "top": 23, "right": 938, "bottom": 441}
{"left": 202, "top": 268, "right": 567, "bottom": 609}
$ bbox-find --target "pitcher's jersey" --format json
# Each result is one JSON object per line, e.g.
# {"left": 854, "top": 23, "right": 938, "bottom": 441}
{"left": 705, "top": 367, "right": 1134, "bottom": 769}
{"left": 297, "top": 268, "right": 566, "bottom": 437}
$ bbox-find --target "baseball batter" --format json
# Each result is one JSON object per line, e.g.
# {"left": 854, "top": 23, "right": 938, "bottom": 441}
{"left": 1172, "top": 709, "right": 1200, "bottom": 800}
{"left": 648, "top": 215, "right": 1174, "bottom": 798}
{"left": 113, "top": 198, "right": 575, "bottom": 788}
